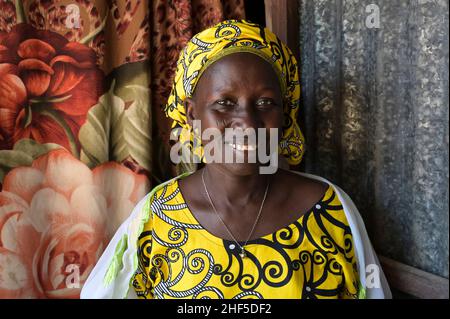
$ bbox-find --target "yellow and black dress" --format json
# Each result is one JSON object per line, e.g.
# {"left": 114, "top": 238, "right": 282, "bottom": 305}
{"left": 131, "top": 177, "right": 360, "bottom": 299}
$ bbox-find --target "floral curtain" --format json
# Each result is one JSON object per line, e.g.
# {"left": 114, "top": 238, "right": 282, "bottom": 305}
{"left": 0, "top": 0, "right": 244, "bottom": 298}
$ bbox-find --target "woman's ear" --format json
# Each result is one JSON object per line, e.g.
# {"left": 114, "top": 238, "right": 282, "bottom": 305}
{"left": 185, "top": 98, "right": 196, "bottom": 127}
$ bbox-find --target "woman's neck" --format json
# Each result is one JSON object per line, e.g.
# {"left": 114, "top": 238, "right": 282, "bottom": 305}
{"left": 202, "top": 165, "right": 271, "bottom": 207}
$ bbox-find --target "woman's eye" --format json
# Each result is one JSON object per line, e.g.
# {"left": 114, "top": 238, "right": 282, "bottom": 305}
{"left": 256, "top": 98, "right": 277, "bottom": 107}
{"left": 216, "top": 99, "right": 235, "bottom": 106}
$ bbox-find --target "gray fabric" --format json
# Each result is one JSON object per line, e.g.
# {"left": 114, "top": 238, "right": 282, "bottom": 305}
{"left": 298, "top": 0, "right": 449, "bottom": 278}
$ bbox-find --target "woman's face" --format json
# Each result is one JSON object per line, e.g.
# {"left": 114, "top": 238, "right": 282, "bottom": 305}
{"left": 186, "top": 52, "right": 284, "bottom": 176}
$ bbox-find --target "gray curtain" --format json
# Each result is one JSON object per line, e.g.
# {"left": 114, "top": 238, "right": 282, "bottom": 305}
{"left": 298, "top": 0, "right": 449, "bottom": 278}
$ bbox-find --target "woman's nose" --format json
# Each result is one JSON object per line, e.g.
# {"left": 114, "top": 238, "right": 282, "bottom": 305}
{"left": 233, "top": 101, "right": 263, "bottom": 130}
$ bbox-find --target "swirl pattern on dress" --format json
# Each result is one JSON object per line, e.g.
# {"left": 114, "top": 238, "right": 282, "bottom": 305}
{"left": 132, "top": 179, "right": 359, "bottom": 299}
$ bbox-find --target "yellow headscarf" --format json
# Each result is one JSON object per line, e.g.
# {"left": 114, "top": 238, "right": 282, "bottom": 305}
{"left": 165, "top": 19, "right": 305, "bottom": 165}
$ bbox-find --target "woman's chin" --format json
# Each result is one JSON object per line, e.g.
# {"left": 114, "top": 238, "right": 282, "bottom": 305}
{"left": 214, "top": 162, "right": 264, "bottom": 177}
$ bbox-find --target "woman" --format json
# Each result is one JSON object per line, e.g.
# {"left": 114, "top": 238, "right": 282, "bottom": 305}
{"left": 81, "top": 20, "right": 391, "bottom": 299}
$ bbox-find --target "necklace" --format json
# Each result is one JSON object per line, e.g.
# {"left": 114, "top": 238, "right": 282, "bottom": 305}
{"left": 201, "top": 168, "right": 270, "bottom": 258}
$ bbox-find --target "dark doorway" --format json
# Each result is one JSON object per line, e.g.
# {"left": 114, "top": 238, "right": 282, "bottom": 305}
{"left": 244, "top": 0, "right": 266, "bottom": 26}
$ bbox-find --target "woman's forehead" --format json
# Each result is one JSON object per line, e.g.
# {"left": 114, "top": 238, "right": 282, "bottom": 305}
{"left": 194, "top": 52, "right": 282, "bottom": 94}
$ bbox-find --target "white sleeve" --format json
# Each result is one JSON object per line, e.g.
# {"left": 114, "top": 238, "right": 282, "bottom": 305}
{"left": 80, "top": 194, "right": 150, "bottom": 299}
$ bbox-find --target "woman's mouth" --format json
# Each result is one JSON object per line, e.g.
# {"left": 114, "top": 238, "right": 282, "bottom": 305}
{"left": 227, "top": 143, "right": 257, "bottom": 151}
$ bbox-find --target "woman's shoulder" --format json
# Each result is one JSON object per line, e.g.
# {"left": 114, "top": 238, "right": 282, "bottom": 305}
{"left": 144, "top": 172, "right": 191, "bottom": 202}
{"left": 272, "top": 169, "right": 352, "bottom": 229}
{"left": 276, "top": 169, "right": 330, "bottom": 203}
{"left": 137, "top": 173, "right": 193, "bottom": 229}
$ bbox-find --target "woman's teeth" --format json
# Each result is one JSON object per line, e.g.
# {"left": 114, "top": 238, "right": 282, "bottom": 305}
{"left": 228, "top": 143, "right": 257, "bottom": 151}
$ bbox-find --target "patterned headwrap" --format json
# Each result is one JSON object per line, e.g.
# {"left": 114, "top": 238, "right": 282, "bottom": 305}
{"left": 165, "top": 19, "right": 305, "bottom": 165}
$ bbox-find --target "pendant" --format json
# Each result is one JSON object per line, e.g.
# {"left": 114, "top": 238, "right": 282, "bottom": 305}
{"left": 239, "top": 247, "right": 247, "bottom": 258}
